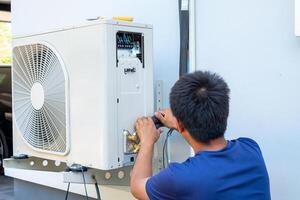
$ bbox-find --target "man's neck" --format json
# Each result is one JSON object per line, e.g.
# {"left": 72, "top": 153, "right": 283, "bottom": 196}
{"left": 191, "top": 136, "right": 228, "bottom": 154}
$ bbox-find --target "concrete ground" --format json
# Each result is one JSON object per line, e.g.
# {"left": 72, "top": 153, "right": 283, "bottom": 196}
{"left": 0, "top": 175, "right": 14, "bottom": 200}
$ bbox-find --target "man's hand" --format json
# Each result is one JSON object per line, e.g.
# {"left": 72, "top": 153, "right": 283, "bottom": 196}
{"left": 131, "top": 117, "right": 162, "bottom": 200}
{"left": 135, "top": 117, "right": 162, "bottom": 146}
{"left": 155, "top": 108, "right": 178, "bottom": 130}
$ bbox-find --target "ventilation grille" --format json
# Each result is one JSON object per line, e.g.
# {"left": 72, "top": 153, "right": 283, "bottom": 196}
{"left": 13, "top": 43, "right": 68, "bottom": 154}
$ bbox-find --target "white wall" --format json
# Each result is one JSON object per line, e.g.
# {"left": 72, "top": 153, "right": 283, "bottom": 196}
{"left": 196, "top": 0, "right": 300, "bottom": 199}
{"left": 12, "top": 0, "right": 300, "bottom": 199}
{"left": 12, "top": 0, "right": 180, "bottom": 95}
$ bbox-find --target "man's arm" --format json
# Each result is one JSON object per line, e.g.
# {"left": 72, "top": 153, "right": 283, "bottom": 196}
{"left": 130, "top": 117, "right": 161, "bottom": 200}
{"left": 130, "top": 143, "right": 154, "bottom": 200}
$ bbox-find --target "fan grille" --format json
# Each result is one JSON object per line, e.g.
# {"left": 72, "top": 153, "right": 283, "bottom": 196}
{"left": 13, "top": 43, "right": 68, "bottom": 154}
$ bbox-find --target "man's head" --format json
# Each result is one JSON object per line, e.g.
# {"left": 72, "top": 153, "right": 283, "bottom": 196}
{"left": 170, "top": 71, "right": 230, "bottom": 143}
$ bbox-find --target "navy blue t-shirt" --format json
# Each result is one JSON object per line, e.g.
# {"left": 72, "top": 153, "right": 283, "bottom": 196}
{"left": 146, "top": 138, "right": 271, "bottom": 200}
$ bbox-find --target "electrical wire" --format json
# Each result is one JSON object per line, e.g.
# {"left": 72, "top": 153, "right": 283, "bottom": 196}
{"left": 65, "top": 165, "right": 91, "bottom": 200}
{"left": 165, "top": 133, "right": 170, "bottom": 166}
{"left": 162, "top": 133, "right": 168, "bottom": 168}
{"left": 163, "top": 129, "right": 174, "bottom": 167}
{"left": 94, "top": 179, "right": 102, "bottom": 200}
{"left": 81, "top": 168, "right": 89, "bottom": 200}
{"left": 162, "top": 128, "right": 174, "bottom": 168}
{"left": 65, "top": 182, "right": 70, "bottom": 200}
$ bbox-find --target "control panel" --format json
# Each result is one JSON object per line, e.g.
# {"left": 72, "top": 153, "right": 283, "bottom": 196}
{"left": 116, "top": 32, "right": 144, "bottom": 67}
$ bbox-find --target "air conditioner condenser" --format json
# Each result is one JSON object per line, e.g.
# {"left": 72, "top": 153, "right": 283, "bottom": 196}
{"left": 12, "top": 20, "right": 153, "bottom": 170}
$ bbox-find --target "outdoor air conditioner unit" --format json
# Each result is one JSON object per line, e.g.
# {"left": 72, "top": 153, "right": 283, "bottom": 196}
{"left": 12, "top": 20, "right": 153, "bottom": 170}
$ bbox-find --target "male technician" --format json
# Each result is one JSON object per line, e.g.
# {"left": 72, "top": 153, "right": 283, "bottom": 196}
{"left": 130, "top": 71, "right": 271, "bottom": 200}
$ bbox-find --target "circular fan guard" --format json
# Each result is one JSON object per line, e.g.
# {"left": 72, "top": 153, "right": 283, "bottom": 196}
{"left": 13, "top": 43, "right": 68, "bottom": 154}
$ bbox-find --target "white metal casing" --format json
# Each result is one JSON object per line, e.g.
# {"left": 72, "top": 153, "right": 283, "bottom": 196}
{"left": 12, "top": 20, "right": 153, "bottom": 170}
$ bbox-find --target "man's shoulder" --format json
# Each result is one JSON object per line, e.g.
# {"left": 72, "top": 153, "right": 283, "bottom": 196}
{"left": 154, "top": 137, "right": 264, "bottom": 178}
{"left": 236, "top": 137, "right": 259, "bottom": 146}
{"left": 235, "top": 137, "right": 262, "bottom": 151}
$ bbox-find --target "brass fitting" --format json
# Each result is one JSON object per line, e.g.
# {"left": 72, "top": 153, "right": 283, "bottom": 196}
{"left": 127, "top": 132, "right": 139, "bottom": 142}
{"left": 124, "top": 130, "right": 141, "bottom": 153}
{"left": 132, "top": 144, "right": 140, "bottom": 153}
{"left": 128, "top": 143, "right": 140, "bottom": 153}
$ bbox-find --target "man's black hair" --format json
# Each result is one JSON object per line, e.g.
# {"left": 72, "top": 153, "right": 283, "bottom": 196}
{"left": 170, "top": 71, "right": 230, "bottom": 142}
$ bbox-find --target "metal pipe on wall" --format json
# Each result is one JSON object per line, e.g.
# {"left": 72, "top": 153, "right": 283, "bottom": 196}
{"left": 189, "top": 0, "right": 196, "bottom": 73}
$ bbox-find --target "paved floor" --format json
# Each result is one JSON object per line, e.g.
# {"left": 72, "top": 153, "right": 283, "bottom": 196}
{"left": 0, "top": 175, "right": 14, "bottom": 200}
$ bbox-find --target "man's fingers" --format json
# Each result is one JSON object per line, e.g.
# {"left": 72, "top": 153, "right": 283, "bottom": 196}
{"left": 136, "top": 116, "right": 159, "bottom": 130}
{"left": 137, "top": 116, "right": 146, "bottom": 123}
{"left": 137, "top": 117, "right": 144, "bottom": 121}
{"left": 136, "top": 116, "right": 152, "bottom": 129}
{"left": 147, "top": 117, "right": 154, "bottom": 124}
{"left": 135, "top": 117, "right": 145, "bottom": 128}
{"left": 155, "top": 111, "right": 165, "bottom": 122}
{"left": 140, "top": 117, "right": 147, "bottom": 123}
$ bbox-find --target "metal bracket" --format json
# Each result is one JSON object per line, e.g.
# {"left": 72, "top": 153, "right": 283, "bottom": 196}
{"left": 154, "top": 80, "right": 165, "bottom": 171}
{"left": 63, "top": 166, "right": 131, "bottom": 186}
{"left": 155, "top": 80, "right": 163, "bottom": 111}
{"left": 4, "top": 157, "right": 67, "bottom": 172}
{"left": 4, "top": 157, "right": 132, "bottom": 186}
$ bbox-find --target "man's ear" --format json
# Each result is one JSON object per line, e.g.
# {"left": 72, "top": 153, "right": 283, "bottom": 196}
{"left": 176, "top": 119, "right": 185, "bottom": 133}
